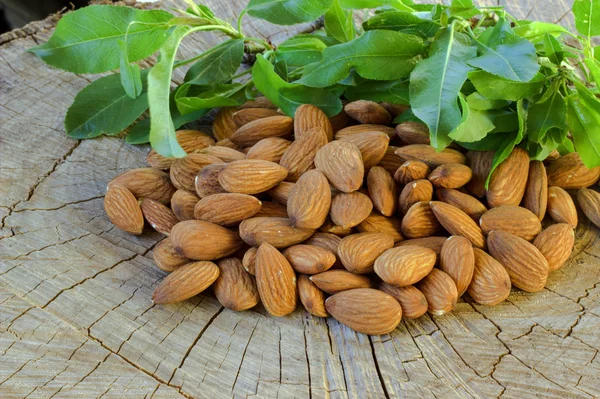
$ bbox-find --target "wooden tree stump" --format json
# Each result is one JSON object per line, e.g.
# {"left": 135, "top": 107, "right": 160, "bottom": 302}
{"left": 1, "top": 1, "right": 599, "bottom": 398}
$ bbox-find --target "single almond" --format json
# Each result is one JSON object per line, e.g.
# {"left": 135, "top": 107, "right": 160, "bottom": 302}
{"left": 212, "top": 107, "right": 237, "bottom": 141}
{"left": 417, "top": 269, "right": 458, "bottom": 316}
{"left": 395, "top": 122, "right": 430, "bottom": 145}
{"left": 170, "top": 154, "right": 223, "bottom": 192}
{"left": 440, "top": 236, "right": 474, "bottom": 297}
{"left": 344, "top": 100, "right": 392, "bottom": 125}
{"left": 242, "top": 247, "right": 257, "bottom": 275}
{"left": 398, "top": 179, "right": 433, "bottom": 215}
{"left": 335, "top": 124, "right": 395, "bottom": 140}
{"left": 214, "top": 257, "right": 260, "bottom": 311}
{"left": 436, "top": 188, "right": 487, "bottom": 223}
{"left": 339, "top": 131, "right": 390, "bottom": 169}
{"left": 374, "top": 245, "right": 436, "bottom": 287}
{"left": 319, "top": 218, "right": 353, "bottom": 236}
{"left": 428, "top": 163, "right": 472, "bottom": 188}
{"left": 146, "top": 150, "right": 175, "bottom": 170}
{"left": 357, "top": 213, "right": 404, "bottom": 242}
{"left": 198, "top": 146, "right": 245, "bottom": 162}
{"left": 233, "top": 108, "right": 280, "bottom": 128}
{"left": 279, "top": 127, "right": 328, "bottom": 182}
{"left": 239, "top": 217, "right": 314, "bottom": 248}
{"left": 287, "top": 170, "right": 331, "bottom": 229}
{"left": 153, "top": 237, "right": 189, "bottom": 273}
{"left": 255, "top": 243, "right": 297, "bottom": 317}
{"left": 304, "top": 232, "right": 342, "bottom": 258}
{"left": 486, "top": 147, "right": 529, "bottom": 208}
{"left": 298, "top": 275, "right": 328, "bottom": 317}
{"left": 546, "top": 152, "right": 600, "bottom": 189}
{"left": 466, "top": 150, "right": 494, "bottom": 198}
{"left": 400, "top": 201, "right": 442, "bottom": 239}
{"left": 394, "top": 236, "right": 448, "bottom": 256}
{"left": 394, "top": 160, "right": 431, "bottom": 185}
{"left": 467, "top": 248, "right": 511, "bottom": 306}
{"left": 254, "top": 201, "right": 289, "bottom": 218}
{"left": 230, "top": 115, "right": 293, "bottom": 147}
{"left": 104, "top": 185, "right": 144, "bottom": 235}
{"left": 430, "top": 201, "right": 486, "bottom": 248}
{"left": 171, "top": 190, "right": 200, "bottom": 221}
{"left": 379, "top": 283, "right": 428, "bottom": 319}
{"left": 283, "top": 244, "right": 336, "bottom": 274}
{"left": 170, "top": 220, "right": 243, "bottom": 260}
{"left": 578, "top": 188, "right": 600, "bottom": 228}
{"left": 315, "top": 141, "right": 364, "bottom": 193}
{"left": 523, "top": 160, "right": 548, "bottom": 220}
{"left": 330, "top": 191, "right": 373, "bottom": 228}
{"left": 194, "top": 193, "right": 262, "bottom": 226}
{"left": 547, "top": 186, "right": 578, "bottom": 228}
{"left": 329, "top": 108, "right": 351, "bottom": 132}
{"left": 108, "top": 168, "right": 175, "bottom": 205}
{"left": 294, "top": 104, "right": 334, "bottom": 141}
{"left": 140, "top": 198, "right": 178, "bottom": 235}
{"left": 367, "top": 166, "right": 397, "bottom": 216}
{"left": 310, "top": 270, "right": 372, "bottom": 294}
{"left": 479, "top": 205, "right": 542, "bottom": 241}
{"left": 245, "top": 137, "right": 292, "bottom": 163}
{"left": 268, "top": 181, "right": 294, "bottom": 205}
{"left": 194, "top": 163, "right": 228, "bottom": 198}
{"left": 218, "top": 159, "right": 288, "bottom": 194}
{"left": 533, "top": 224, "right": 574, "bottom": 271}
{"left": 338, "top": 232, "right": 395, "bottom": 274}
{"left": 214, "top": 138, "right": 241, "bottom": 149}
{"left": 377, "top": 146, "right": 404, "bottom": 175}
{"left": 395, "top": 144, "right": 467, "bottom": 168}
{"left": 152, "top": 261, "right": 220, "bottom": 304}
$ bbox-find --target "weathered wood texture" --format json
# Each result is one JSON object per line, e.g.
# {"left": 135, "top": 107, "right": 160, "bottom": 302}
{"left": 1, "top": 0, "right": 599, "bottom": 398}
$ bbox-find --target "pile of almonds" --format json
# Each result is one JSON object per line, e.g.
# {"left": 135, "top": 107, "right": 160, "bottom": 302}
{"left": 104, "top": 98, "right": 600, "bottom": 335}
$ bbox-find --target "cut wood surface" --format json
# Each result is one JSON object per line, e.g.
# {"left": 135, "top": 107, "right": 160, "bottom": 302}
{"left": 1, "top": 1, "right": 599, "bottom": 398}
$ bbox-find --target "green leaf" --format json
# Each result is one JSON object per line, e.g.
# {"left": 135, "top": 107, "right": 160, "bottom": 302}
{"left": 527, "top": 128, "right": 565, "bottom": 160}
{"left": 489, "top": 111, "right": 519, "bottom": 133}
{"left": 469, "top": 71, "right": 546, "bottom": 101}
{"left": 573, "top": 0, "right": 600, "bottom": 37}
{"left": 449, "top": 94, "right": 495, "bottom": 142}
{"left": 275, "top": 36, "right": 327, "bottom": 67}
{"left": 393, "top": 108, "right": 422, "bottom": 124}
{"left": 184, "top": 39, "right": 244, "bottom": 85}
{"left": 252, "top": 55, "right": 343, "bottom": 117}
{"left": 299, "top": 30, "right": 426, "bottom": 88}
{"left": 526, "top": 90, "right": 566, "bottom": 142}
{"left": 65, "top": 71, "right": 149, "bottom": 139}
{"left": 543, "top": 33, "right": 563, "bottom": 65}
{"left": 584, "top": 57, "right": 600, "bottom": 86}
{"left": 339, "top": 0, "right": 414, "bottom": 12}
{"left": 325, "top": 0, "right": 355, "bottom": 43}
{"left": 175, "top": 83, "right": 247, "bottom": 115}
{"left": 448, "top": 0, "right": 479, "bottom": 18}
{"left": 512, "top": 22, "right": 568, "bottom": 42}
{"left": 468, "top": 37, "right": 540, "bottom": 82}
{"left": 409, "top": 28, "right": 477, "bottom": 149}
{"left": 466, "top": 92, "right": 510, "bottom": 110}
{"left": 457, "top": 132, "right": 510, "bottom": 151}
{"left": 118, "top": 39, "right": 143, "bottom": 99}
{"left": 362, "top": 11, "right": 440, "bottom": 38}
{"left": 246, "top": 0, "right": 333, "bottom": 25}
{"left": 344, "top": 79, "right": 409, "bottom": 104}
{"left": 567, "top": 92, "right": 600, "bottom": 168}
{"left": 29, "top": 5, "right": 173, "bottom": 74}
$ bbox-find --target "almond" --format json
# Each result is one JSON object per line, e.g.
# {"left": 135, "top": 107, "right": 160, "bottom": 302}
{"left": 283, "top": 244, "right": 336, "bottom": 274}
{"left": 367, "top": 166, "right": 397, "bottom": 216}
{"left": 417, "top": 269, "right": 458, "bottom": 316}
{"left": 152, "top": 261, "right": 220, "bottom": 304}
{"left": 486, "top": 147, "right": 529, "bottom": 208}
{"left": 436, "top": 188, "right": 487, "bottom": 223}
{"left": 230, "top": 115, "right": 293, "bottom": 147}
{"left": 245, "top": 137, "right": 292, "bottom": 162}
{"left": 394, "top": 160, "right": 431, "bottom": 185}
{"left": 194, "top": 163, "right": 228, "bottom": 198}
{"left": 357, "top": 213, "right": 404, "bottom": 242}
{"left": 218, "top": 159, "right": 288, "bottom": 194}
{"left": 104, "top": 185, "right": 144, "bottom": 235}
{"left": 193, "top": 193, "right": 262, "bottom": 226}
{"left": 440, "top": 236, "right": 474, "bottom": 297}
{"left": 240, "top": 97, "right": 277, "bottom": 109}
{"left": 319, "top": 218, "right": 353, "bottom": 236}
{"left": 170, "top": 154, "right": 223, "bottom": 192}
{"left": 430, "top": 201, "right": 486, "bottom": 248}
{"left": 146, "top": 150, "right": 175, "bottom": 170}
{"left": 400, "top": 201, "right": 442, "bottom": 239}
{"left": 394, "top": 236, "right": 448, "bottom": 256}
{"left": 153, "top": 237, "right": 189, "bottom": 273}
{"left": 255, "top": 201, "right": 289, "bottom": 218}
{"left": 395, "top": 144, "right": 467, "bottom": 168}
{"left": 381, "top": 102, "right": 410, "bottom": 117}
{"left": 578, "top": 188, "right": 600, "bottom": 228}
{"left": 329, "top": 108, "right": 351, "bottom": 132}
{"left": 335, "top": 124, "right": 395, "bottom": 140}
{"left": 398, "top": 179, "right": 433, "bottom": 215}
{"left": 294, "top": 104, "right": 334, "bottom": 141}
{"left": 268, "top": 181, "right": 294, "bottom": 205}
{"left": 214, "top": 257, "right": 260, "bottom": 311}
{"left": 170, "top": 220, "right": 243, "bottom": 260}
{"left": 395, "top": 122, "right": 430, "bottom": 145}
{"left": 315, "top": 141, "right": 364, "bottom": 193}
{"left": 428, "top": 163, "right": 472, "bottom": 188}
{"left": 198, "top": 146, "right": 245, "bottom": 162}
{"left": 146, "top": 130, "right": 215, "bottom": 169}
{"left": 479, "top": 205, "right": 542, "bottom": 241}
{"left": 533, "top": 224, "right": 574, "bottom": 271}
{"left": 330, "top": 191, "right": 373, "bottom": 228}
{"left": 377, "top": 146, "right": 404, "bottom": 175}
{"left": 255, "top": 243, "right": 297, "bottom": 317}
{"left": 338, "top": 232, "right": 395, "bottom": 274}
{"left": 242, "top": 247, "right": 257, "bottom": 275}
{"left": 523, "top": 160, "right": 548, "bottom": 220}
{"left": 374, "top": 245, "right": 436, "bottom": 287}
{"left": 239, "top": 217, "right": 314, "bottom": 248}
{"left": 466, "top": 150, "right": 494, "bottom": 198}
{"left": 279, "top": 127, "right": 328, "bottom": 181}
{"left": 304, "top": 232, "right": 342, "bottom": 258}
{"left": 214, "top": 138, "right": 241, "bottom": 149}
{"left": 545, "top": 149, "right": 561, "bottom": 161}
{"left": 344, "top": 100, "right": 392, "bottom": 125}
{"left": 547, "top": 186, "right": 578, "bottom": 228}
{"left": 546, "top": 152, "right": 600, "bottom": 189}
{"left": 467, "top": 248, "right": 511, "bottom": 306}
{"left": 171, "top": 190, "right": 200, "bottom": 221}
{"left": 325, "top": 288, "right": 402, "bottom": 335}
{"left": 233, "top": 108, "right": 280, "bottom": 128}
{"left": 212, "top": 107, "right": 237, "bottom": 141}
{"left": 339, "top": 131, "right": 390, "bottom": 169}
{"left": 108, "top": 168, "right": 175, "bottom": 205}
{"left": 310, "top": 270, "right": 372, "bottom": 294}
{"left": 298, "top": 275, "right": 328, "bottom": 317}
{"left": 379, "top": 283, "right": 428, "bottom": 319}
{"left": 287, "top": 170, "right": 331, "bottom": 229}
{"left": 140, "top": 198, "right": 178, "bottom": 235}
{"left": 487, "top": 230, "right": 549, "bottom": 292}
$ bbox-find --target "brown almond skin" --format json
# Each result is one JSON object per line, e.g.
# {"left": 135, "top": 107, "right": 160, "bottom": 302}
{"left": 533, "top": 224, "right": 574, "bottom": 271}
{"left": 283, "top": 245, "right": 336, "bottom": 274}
{"left": 468, "top": 248, "right": 511, "bottom": 306}
{"left": 330, "top": 191, "right": 373, "bottom": 228}
{"left": 367, "top": 166, "right": 397, "bottom": 216}
{"left": 170, "top": 154, "right": 223, "bottom": 192}
{"left": 395, "top": 122, "right": 430, "bottom": 145}
{"left": 242, "top": 247, "right": 257, "bottom": 275}
{"left": 379, "top": 283, "right": 428, "bottom": 319}
{"left": 440, "top": 236, "right": 474, "bottom": 297}
{"left": 104, "top": 185, "right": 144, "bottom": 235}
{"left": 486, "top": 147, "right": 529, "bottom": 208}
{"left": 547, "top": 186, "right": 578, "bottom": 228}
{"left": 298, "top": 275, "right": 328, "bottom": 317}
{"left": 329, "top": 108, "right": 351, "bottom": 133}
{"left": 546, "top": 152, "right": 600, "bottom": 189}
{"left": 578, "top": 188, "right": 600, "bottom": 228}
{"left": 140, "top": 198, "right": 178, "bottom": 235}
{"left": 487, "top": 230, "right": 549, "bottom": 292}
{"left": 523, "top": 160, "right": 548, "bottom": 220}
{"left": 152, "top": 261, "right": 220, "bottom": 304}
{"left": 466, "top": 150, "right": 494, "bottom": 198}
{"left": 377, "top": 146, "right": 405, "bottom": 175}
{"left": 400, "top": 201, "right": 442, "bottom": 239}
{"left": 398, "top": 179, "right": 433, "bottom": 215}
{"left": 233, "top": 108, "right": 280, "bottom": 128}
{"left": 344, "top": 100, "right": 392, "bottom": 125}
{"left": 268, "top": 181, "right": 294, "bottom": 205}
{"left": 428, "top": 163, "right": 472, "bottom": 189}
{"left": 287, "top": 170, "right": 331, "bottom": 229}
{"left": 304, "top": 232, "right": 342, "bottom": 258}
{"left": 245, "top": 137, "right": 292, "bottom": 163}
{"left": 193, "top": 193, "right": 262, "bottom": 226}
{"left": 147, "top": 150, "right": 176, "bottom": 170}
{"left": 154, "top": 237, "right": 190, "bottom": 273}
{"left": 374, "top": 246, "right": 436, "bottom": 287}
{"left": 294, "top": 104, "right": 334, "bottom": 141}
{"left": 395, "top": 237, "right": 448, "bottom": 256}
{"left": 279, "top": 127, "right": 329, "bottom": 182}
{"left": 436, "top": 188, "right": 487, "bottom": 223}
{"left": 212, "top": 107, "right": 237, "bottom": 141}
{"left": 338, "top": 232, "right": 395, "bottom": 274}
{"left": 395, "top": 144, "right": 467, "bottom": 168}
{"left": 326, "top": 288, "right": 402, "bottom": 335}
{"left": 215, "top": 138, "right": 241, "bottom": 149}
{"left": 394, "top": 160, "right": 431, "bottom": 185}
{"left": 479, "top": 205, "right": 542, "bottom": 241}
{"left": 171, "top": 190, "right": 200, "bottom": 221}
{"left": 195, "top": 163, "right": 228, "bottom": 198}
{"left": 240, "top": 97, "right": 277, "bottom": 110}
{"left": 213, "top": 258, "right": 260, "bottom": 311}
{"left": 319, "top": 218, "right": 353, "bottom": 237}
{"left": 170, "top": 220, "right": 243, "bottom": 260}
{"left": 198, "top": 146, "right": 245, "bottom": 163}
{"left": 417, "top": 269, "right": 458, "bottom": 316}
{"left": 255, "top": 243, "right": 297, "bottom": 317}
{"left": 314, "top": 141, "right": 364, "bottom": 193}
{"left": 335, "top": 124, "right": 396, "bottom": 140}
{"left": 254, "top": 201, "right": 289, "bottom": 218}
{"left": 218, "top": 160, "right": 288, "bottom": 194}
{"left": 146, "top": 130, "right": 215, "bottom": 169}
{"left": 310, "top": 270, "right": 372, "bottom": 294}
{"left": 381, "top": 102, "right": 410, "bottom": 117}
{"left": 229, "top": 115, "right": 294, "bottom": 147}
{"left": 108, "top": 168, "right": 175, "bottom": 205}
{"left": 430, "top": 201, "right": 486, "bottom": 249}
{"left": 239, "top": 217, "right": 315, "bottom": 248}
{"left": 339, "top": 131, "right": 390, "bottom": 169}
{"left": 357, "top": 213, "right": 404, "bottom": 242}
